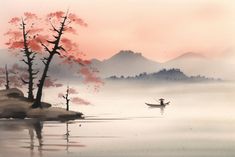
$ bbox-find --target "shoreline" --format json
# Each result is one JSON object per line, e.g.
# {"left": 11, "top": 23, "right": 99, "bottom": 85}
{"left": 0, "top": 88, "right": 84, "bottom": 121}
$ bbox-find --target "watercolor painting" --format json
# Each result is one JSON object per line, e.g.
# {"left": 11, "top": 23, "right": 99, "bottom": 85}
{"left": 0, "top": 0, "right": 235, "bottom": 157}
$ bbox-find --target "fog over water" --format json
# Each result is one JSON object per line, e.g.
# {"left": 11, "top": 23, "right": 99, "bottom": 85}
{"left": 1, "top": 1, "right": 235, "bottom": 156}
{"left": 0, "top": 81, "right": 234, "bottom": 157}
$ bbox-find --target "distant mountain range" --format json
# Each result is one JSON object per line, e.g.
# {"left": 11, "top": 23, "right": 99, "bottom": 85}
{"left": 90, "top": 50, "right": 160, "bottom": 77}
{"left": 0, "top": 49, "right": 232, "bottom": 80}
{"left": 90, "top": 50, "right": 230, "bottom": 79}
{"left": 107, "top": 68, "right": 220, "bottom": 83}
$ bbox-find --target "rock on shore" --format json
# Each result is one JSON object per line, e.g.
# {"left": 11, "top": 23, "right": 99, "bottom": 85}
{"left": 0, "top": 88, "right": 83, "bottom": 120}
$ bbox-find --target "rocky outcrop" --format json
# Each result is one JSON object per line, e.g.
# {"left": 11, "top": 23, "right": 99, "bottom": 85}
{"left": 0, "top": 88, "right": 83, "bottom": 121}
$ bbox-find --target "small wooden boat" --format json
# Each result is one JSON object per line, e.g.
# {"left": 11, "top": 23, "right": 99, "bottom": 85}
{"left": 145, "top": 102, "right": 170, "bottom": 107}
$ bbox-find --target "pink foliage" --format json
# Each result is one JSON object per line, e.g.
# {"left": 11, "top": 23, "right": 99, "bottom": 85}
{"left": 6, "top": 11, "right": 89, "bottom": 63}
{"left": 5, "top": 30, "right": 22, "bottom": 39}
{"left": 9, "top": 76, "right": 23, "bottom": 88}
{"left": 61, "top": 38, "right": 79, "bottom": 52}
{"left": 61, "top": 54, "right": 91, "bottom": 66}
{"left": 58, "top": 87, "right": 91, "bottom": 106}
{"left": 58, "top": 93, "right": 64, "bottom": 98}
{"left": 6, "top": 11, "right": 102, "bottom": 93}
{"left": 6, "top": 12, "right": 43, "bottom": 53}
{"left": 28, "top": 39, "right": 42, "bottom": 52}
{"left": 8, "top": 17, "right": 20, "bottom": 24}
{"left": 29, "top": 28, "right": 43, "bottom": 34}
{"left": 44, "top": 79, "right": 53, "bottom": 88}
{"left": 34, "top": 34, "right": 49, "bottom": 44}
{"left": 44, "top": 78, "right": 63, "bottom": 88}
{"left": 68, "top": 13, "right": 88, "bottom": 26}
{"left": 0, "top": 64, "right": 28, "bottom": 88}
{"left": 47, "top": 11, "right": 65, "bottom": 20}
{"left": 71, "top": 97, "right": 90, "bottom": 105}
{"left": 64, "top": 27, "right": 77, "bottom": 34}
{"left": 54, "top": 11, "right": 65, "bottom": 18}
{"left": 24, "top": 12, "right": 38, "bottom": 20}
{"left": 6, "top": 41, "right": 24, "bottom": 49}
{"left": 68, "top": 87, "right": 78, "bottom": 94}
{"left": 80, "top": 67, "right": 103, "bottom": 84}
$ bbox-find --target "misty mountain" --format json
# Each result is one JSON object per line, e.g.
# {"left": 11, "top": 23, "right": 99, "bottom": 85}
{"left": 90, "top": 50, "right": 160, "bottom": 77}
{"left": 0, "top": 49, "right": 233, "bottom": 81}
{"left": 169, "top": 52, "right": 206, "bottom": 60}
{"left": 94, "top": 50, "right": 234, "bottom": 80}
{"left": 90, "top": 51, "right": 222, "bottom": 79}
{"left": 162, "top": 52, "right": 210, "bottom": 76}
{"left": 162, "top": 52, "right": 233, "bottom": 80}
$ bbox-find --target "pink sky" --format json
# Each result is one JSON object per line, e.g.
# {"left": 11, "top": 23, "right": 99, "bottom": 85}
{"left": 1, "top": 0, "right": 235, "bottom": 62}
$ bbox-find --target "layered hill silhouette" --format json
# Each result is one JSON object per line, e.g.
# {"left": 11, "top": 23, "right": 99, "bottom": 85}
{"left": 0, "top": 49, "right": 232, "bottom": 80}
{"left": 92, "top": 50, "right": 235, "bottom": 80}
{"left": 90, "top": 50, "right": 160, "bottom": 77}
{"left": 90, "top": 50, "right": 229, "bottom": 79}
{"left": 107, "top": 68, "right": 219, "bottom": 83}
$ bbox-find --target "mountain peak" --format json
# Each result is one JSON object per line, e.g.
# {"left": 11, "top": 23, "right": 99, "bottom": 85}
{"left": 90, "top": 58, "right": 101, "bottom": 63}
{"left": 110, "top": 50, "right": 143, "bottom": 59}
{"left": 175, "top": 52, "right": 205, "bottom": 59}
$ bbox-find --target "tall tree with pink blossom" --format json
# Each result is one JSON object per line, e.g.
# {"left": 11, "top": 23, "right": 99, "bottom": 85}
{"left": 6, "top": 11, "right": 103, "bottom": 108}
{"left": 31, "top": 11, "right": 102, "bottom": 108}
{"left": 5, "top": 13, "right": 43, "bottom": 100}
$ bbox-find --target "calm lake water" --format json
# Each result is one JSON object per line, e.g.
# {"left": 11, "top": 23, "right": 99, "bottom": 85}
{"left": 0, "top": 82, "right": 235, "bottom": 157}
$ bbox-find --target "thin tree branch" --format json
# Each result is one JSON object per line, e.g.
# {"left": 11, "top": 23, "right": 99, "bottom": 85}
{"left": 40, "top": 42, "right": 51, "bottom": 53}
{"left": 22, "top": 59, "right": 29, "bottom": 65}
{"left": 32, "top": 70, "right": 39, "bottom": 75}
{"left": 49, "top": 21, "right": 60, "bottom": 33}
{"left": 21, "top": 77, "right": 29, "bottom": 84}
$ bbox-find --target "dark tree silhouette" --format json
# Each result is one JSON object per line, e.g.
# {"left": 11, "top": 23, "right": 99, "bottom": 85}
{"left": 44, "top": 77, "right": 63, "bottom": 88}
{"left": 32, "top": 11, "right": 89, "bottom": 108}
{"left": 58, "top": 86, "right": 90, "bottom": 111}
{"left": 5, "top": 13, "right": 42, "bottom": 100}
{"left": 62, "top": 86, "right": 71, "bottom": 111}
{"left": 5, "top": 65, "right": 10, "bottom": 90}
{"left": 20, "top": 19, "right": 39, "bottom": 100}
{"left": 0, "top": 64, "right": 27, "bottom": 89}
{"left": 6, "top": 11, "right": 102, "bottom": 108}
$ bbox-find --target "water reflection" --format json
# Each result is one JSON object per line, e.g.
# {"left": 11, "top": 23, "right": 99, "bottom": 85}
{"left": 0, "top": 119, "right": 86, "bottom": 157}
{"left": 148, "top": 106, "right": 166, "bottom": 115}
{"left": 64, "top": 122, "right": 70, "bottom": 153}
{"left": 28, "top": 120, "right": 83, "bottom": 157}
{"left": 28, "top": 120, "right": 43, "bottom": 157}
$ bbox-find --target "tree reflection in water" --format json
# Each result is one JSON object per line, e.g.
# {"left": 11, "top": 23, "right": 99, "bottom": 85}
{"left": 28, "top": 120, "right": 43, "bottom": 157}
{"left": 64, "top": 121, "right": 70, "bottom": 153}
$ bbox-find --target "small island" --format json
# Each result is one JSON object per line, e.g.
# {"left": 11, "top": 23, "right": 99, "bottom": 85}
{"left": 0, "top": 88, "right": 83, "bottom": 120}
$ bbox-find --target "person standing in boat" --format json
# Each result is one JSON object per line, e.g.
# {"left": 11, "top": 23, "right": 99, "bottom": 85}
{"left": 159, "top": 98, "right": 165, "bottom": 105}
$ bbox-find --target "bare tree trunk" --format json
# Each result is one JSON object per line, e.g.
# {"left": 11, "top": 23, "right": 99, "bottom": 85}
{"left": 66, "top": 98, "right": 70, "bottom": 111}
{"left": 65, "top": 86, "right": 70, "bottom": 111}
{"left": 32, "top": 54, "right": 54, "bottom": 108}
{"left": 21, "top": 19, "right": 38, "bottom": 100}
{"left": 23, "top": 52, "right": 36, "bottom": 100}
{"left": 62, "top": 85, "right": 70, "bottom": 111}
{"left": 5, "top": 65, "right": 9, "bottom": 90}
{"left": 32, "top": 13, "right": 68, "bottom": 108}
